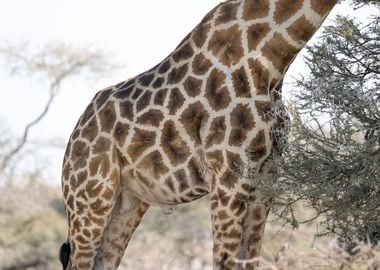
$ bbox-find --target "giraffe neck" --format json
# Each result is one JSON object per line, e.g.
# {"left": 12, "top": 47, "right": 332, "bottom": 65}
{"left": 162, "top": 0, "right": 337, "bottom": 101}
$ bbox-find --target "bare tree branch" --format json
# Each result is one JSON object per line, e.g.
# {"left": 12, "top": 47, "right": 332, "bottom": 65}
{"left": 0, "top": 42, "right": 119, "bottom": 176}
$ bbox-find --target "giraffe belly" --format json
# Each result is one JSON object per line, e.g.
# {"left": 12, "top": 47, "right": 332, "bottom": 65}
{"left": 121, "top": 155, "right": 211, "bottom": 208}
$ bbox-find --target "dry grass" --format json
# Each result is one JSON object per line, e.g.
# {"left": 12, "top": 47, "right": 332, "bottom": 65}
{"left": 0, "top": 183, "right": 379, "bottom": 270}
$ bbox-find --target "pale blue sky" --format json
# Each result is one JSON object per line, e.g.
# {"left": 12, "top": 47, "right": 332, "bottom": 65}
{"left": 0, "top": 0, "right": 374, "bottom": 183}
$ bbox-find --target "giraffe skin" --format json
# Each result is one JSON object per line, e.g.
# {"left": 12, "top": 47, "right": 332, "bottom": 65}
{"left": 60, "top": 0, "right": 337, "bottom": 269}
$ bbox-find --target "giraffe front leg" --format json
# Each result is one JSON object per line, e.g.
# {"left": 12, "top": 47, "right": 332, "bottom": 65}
{"left": 210, "top": 176, "right": 271, "bottom": 270}
{"left": 94, "top": 189, "right": 149, "bottom": 270}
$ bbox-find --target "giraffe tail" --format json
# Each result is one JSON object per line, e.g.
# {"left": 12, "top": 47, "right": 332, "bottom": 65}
{"left": 59, "top": 241, "right": 71, "bottom": 270}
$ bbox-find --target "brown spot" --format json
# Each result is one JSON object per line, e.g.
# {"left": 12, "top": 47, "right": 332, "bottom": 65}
{"left": 230, "top": 193, "right": 247, "bottom": 216}
{"left": 86, "top": 179, "right": 103, "bottom": 198}
{"left": 174, "top": 169, "right": 189, "bottom": 192}
{"left": 167, "top": 88, "right": 185, "bottom": 115}
{"left": 205, "top": 69, "right": 231, "bottom": 111}
{"left": 90, "top": 199, "right": 111, "bottom": 216}
{"left": 138, "top": 73, "right": 154, "bottom": 87}
{"left": 98, "top": 101, "right": 116, "bottom": 133}
{"left": 82, "top": 229, "right": 91, "bottom": 238}
{"left": 193, "top": 23, "right": 211, "bottom": 48}
{"left": 225, "top": 242, "right": 239, "bottom": 251}
{"left": 95, "top": 89, "right": 113, "bottom": 109}
{"left": 218, "top": 210, "right": 229, "bottom": 220}
{"left": 152, "top": 77, "right": 165, "bottom": 89}
{"left": 248, "top": 58, "right": 270, "bottom": 95}
{"left": 206, "top": 116, "right": 226, "bottom": 147}
{"left": 242, "top": 183, "right": 255, "bottom": 193}
{"left": 89, "top": 154, "right": 110, "bottom": 177}
{"left": 255, "top": 101, "right": 273, "bottom": 122}
{"left": 67, "top": 195, "right": 74, "bottom": 211}
{"left": 232, "top": 67, "right": 251, "bottom": 98}
{"left": 71, "top": 129, "right": 80, "bottom": 140}
{"left": 247, "top": 23, "right": 271, "bottom": 51}
{"left": 262, "top": 33, "right": 299, "bottom": 72}
{"left": 77, "top": 170, "right": 88, "bottom": 183}
{"left": 131, "top": 88, "right": 143, "bottom": 100}
{"left": 80, "top": 103, "right": 95, "bottom": 126}
{"left": 180, "top": 101, "right": 208, "bottom": 144}
{"left": 154, "top": 88, "right": 168, "bottom": 105}
{"left": 127, "top": 129, "right": 156, "bottom": 160}
{"left": 136, "top": 91, "right": 152, "bottom": 112}
{"left": 165, "top": 177, "right": 175, "bottom": 192}
{"left": 78, "top": 262, "right": 91, "bottom": 269}
{"left": 93, "top": 136, "right": 111, "bottom": 154}
{"left": 137, "top": 109, "right": 164, "bottom": 127}
{"left": 226, "top": 151, "right": 243, "bottom": 172}
{"left": 172, "top": 43, "right": 194, "bottom": 62}
{"left": 82, "top": 117, "right": 98, "bottom": 142}
{"left": 161, "top": 120, "right": 190, "bottom": 166}
{"left": 206, "top": 150, "right": 224, "bottom": 173}
{"left": 243, "top": 0, "right": 270, "bottom": 20}
{"left": 311, "top": 0, "right": 337, "bottom": 15}
{"left": 188, "top": 158, "right": 204, "bottom": 186}
{"left": 115, "top": 79, "right": 134, "bottom": 90}
{"left": 220, "top": 170, "right": 238, "bottom": 189}
{"left": 252, "top": 206, "right": 263, "bottom": 220}
{"left": 119, "top": 100, "right": 134, "bottom": 121}
{"left": 217, "top": 188, "right": 231, "bottom": 206}
{"left": 158, "top": 59, "right": 171, "bottom": 74}
{"left": 192, "top": 53, "right": 212, "bottom": 75}
{"left": 287, "top": 15, "right": 316, "bottom": 43}
{"left": 113, "top": 86, "right": 134, "bottom": 100}
{"left": 208, "top": 25, "right": 244, "bottom": 67}
{"left": 215, "top": 2, "right": 239, "bottom": 25}
{"left": 114, "top": 122, "right": 129, "bottom": 146}
{"left": 229, "top": 104, "right": 255, "bottom": 146}
{"left": 114, "top": 81, "right": 135, "bottom": 99}
{"left": 71, "top": 141, "right": 90, "bottom": 169}
{"left": 138, "top": 150, "right": 169, "bottom": 178}
{"left": 274, "top": 0, "right": 303, "bottom": 24}
{"left": 247, "top": 130, "right": 267, "bottom": 161}
{"left": 167, "top": 64, "right": 188, "bottom": 84}
{"left": 102, "top": 187, "right": 115, "bottom": 200}
{"left": 183, "top": 76, "right": 202, "bottom": 97}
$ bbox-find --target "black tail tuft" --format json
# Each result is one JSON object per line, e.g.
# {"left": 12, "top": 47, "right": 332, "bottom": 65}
{"left": 59, "top": 242, "right": 71, "bottom": 270}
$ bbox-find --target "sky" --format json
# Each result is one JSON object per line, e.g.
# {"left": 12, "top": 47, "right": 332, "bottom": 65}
{"left": 0, "top": 0, "right": 375, "bottom": 184}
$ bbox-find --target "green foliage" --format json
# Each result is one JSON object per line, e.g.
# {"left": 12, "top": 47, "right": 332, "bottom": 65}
{"left": 252, "top": 12, "right": 379, "bottom": 247}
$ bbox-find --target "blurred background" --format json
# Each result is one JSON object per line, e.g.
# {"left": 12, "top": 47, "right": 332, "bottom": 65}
{"left": 0, "top": 1, "right": 378, "bottom": 269}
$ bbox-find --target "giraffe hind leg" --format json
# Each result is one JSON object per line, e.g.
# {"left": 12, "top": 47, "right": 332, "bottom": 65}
{"left": 61, "top": 140, "right": 122, "bottom": 269}
{"left": 94, "top": 189, "right": 149, "bottom": 270}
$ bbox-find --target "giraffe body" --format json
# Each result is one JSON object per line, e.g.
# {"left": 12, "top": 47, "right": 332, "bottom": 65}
{"left": 61, "top": 0, "right": 337, "bottom": 269}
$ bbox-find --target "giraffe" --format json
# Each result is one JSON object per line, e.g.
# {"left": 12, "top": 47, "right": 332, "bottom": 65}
{"left": 60, "top": 0, "right": 337, "bottom": 269}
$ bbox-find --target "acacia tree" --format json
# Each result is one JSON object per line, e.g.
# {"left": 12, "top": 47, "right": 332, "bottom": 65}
{"left": 0, "top": 42, "right": 117, "bottom": 182}
{"left": 252, "top": 3, "right": 379, "bottom": 249}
